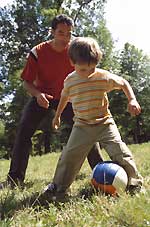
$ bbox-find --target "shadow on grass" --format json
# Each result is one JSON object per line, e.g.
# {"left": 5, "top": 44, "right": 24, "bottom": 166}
{"left": 75, "top": 172, "right": 87, "bottom": 181}
{"left": 0, "top": 179, "right": 70, "bottom": 220}
{"left": 0, "top": 179, "right": 116, "bottom": 221}
{"left": 0, "top": 178, "right": 48, "bottom": 220}
{"left": 78, "top": 183, "right": 100, "bottom": 199}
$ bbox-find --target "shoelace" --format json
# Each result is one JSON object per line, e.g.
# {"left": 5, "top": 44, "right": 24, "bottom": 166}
{"left": 43, "top": 183, "right": 56, "bottom": 192}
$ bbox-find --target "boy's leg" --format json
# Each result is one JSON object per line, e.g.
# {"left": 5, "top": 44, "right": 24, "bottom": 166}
{"left": 53, "top": 125, "right": 95, "bottom": 193}
{"left": 97, "top": 121, "right": 143, "bottom": 187}
{"left": 61, "top": 103, "right": 103, "bottom": 169}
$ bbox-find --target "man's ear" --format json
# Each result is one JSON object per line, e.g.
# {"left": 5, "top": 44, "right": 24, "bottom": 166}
{"left": 51, "top": 28, "right": 55, "bottom": 36}
{"left": 48, "top": 27, "right": 54, "bottom": 39}
{"left": 70, "top": 59, "right": 74, "bottom": 66}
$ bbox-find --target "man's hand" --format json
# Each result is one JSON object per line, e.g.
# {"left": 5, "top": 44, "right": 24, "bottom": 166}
{"left": 52, "top": 117, "right": 60, "bottom": 130}
{"left": 128, "top": 99, "right": 141, "bottom": 116}
{"left": 36, "top": 93, "right": 53, "bottom": 109}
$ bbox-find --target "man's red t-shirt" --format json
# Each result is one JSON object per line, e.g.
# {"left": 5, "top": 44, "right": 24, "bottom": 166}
{"left": 21, "top": 41, "right": 74, "bottom": 100}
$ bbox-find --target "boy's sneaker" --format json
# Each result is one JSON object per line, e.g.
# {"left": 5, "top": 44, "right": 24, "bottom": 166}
{"left": 33, "top": 183, "right": 69, "bottom": 206}
{"left": 126, "top": 184, "right": 145, "bottom": 196}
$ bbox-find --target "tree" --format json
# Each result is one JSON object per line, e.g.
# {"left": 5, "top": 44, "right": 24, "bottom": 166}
{"left": 110, "top": 43, "right": 150, "bottom": 143}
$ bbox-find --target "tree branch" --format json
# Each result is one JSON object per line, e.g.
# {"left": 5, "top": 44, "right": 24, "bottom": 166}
{"left": 73, "top": 0, "right": 93, "bottom": 26}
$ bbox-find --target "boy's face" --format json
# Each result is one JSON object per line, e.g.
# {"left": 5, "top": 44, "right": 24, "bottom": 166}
{"left": 73, "top": 63, "right": 96, "bottom": 78}
{"left": 52, "top": 23, "right": 73, "bottom": 45}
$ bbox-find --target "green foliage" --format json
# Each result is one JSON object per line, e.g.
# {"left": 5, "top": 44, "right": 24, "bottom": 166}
{"left": 0, "top": 121, "right": 4, "bottom": 137}
{"left": 0, "top": 143, "right": 150, "bottom": 226}
{"left": 93, "top": 20, "right": 114, "bottom": 69}
{"left": 109, "top": 43, "right": 150, "bottom": 143}
{"left": 63, "top": 0, "right": 106, "bottom": 28}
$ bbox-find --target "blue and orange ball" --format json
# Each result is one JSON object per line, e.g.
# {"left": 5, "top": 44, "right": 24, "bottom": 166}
{"left": 91, "top": 161, "right": 128, "bottom": 196}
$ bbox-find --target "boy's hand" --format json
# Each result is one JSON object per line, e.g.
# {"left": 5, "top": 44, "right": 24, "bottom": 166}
{"left": 36, "top": 93, "right": 53, "bottom": 109}
{"left": 128, "top": 99, "right": 141, "bottom": 116}
{"left": 52, "top": 117, "right": 60, "bottom": 130}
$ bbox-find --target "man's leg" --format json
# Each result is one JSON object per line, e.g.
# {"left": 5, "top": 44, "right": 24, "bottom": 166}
{"left": 7, "top": 97, "right": 48, "bottom": 184}
{"left": 87, "top": 142, "right": 103, "bottom": 169}
{"left": 61, "top": 103, "right": 104, "bottom": 169}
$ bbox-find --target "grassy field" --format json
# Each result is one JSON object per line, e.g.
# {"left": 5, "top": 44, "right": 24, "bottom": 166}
{"left": 0, "top": 142, "right": 150, "bottom": 227}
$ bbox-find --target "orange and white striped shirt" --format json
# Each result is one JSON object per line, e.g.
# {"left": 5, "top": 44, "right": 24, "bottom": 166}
{"left": 62, "top": 68, "right": 123, "bottom": 126}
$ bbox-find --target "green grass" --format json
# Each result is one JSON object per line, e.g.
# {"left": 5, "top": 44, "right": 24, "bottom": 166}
{"left": 0, "top": 143, "right": 150, "bottom": 227}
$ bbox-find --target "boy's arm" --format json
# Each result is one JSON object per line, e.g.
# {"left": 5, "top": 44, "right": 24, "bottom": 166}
{"left": 52, "top": 93, "right": 69, "bottom": 129}
{"left": 121, "top": 78, "right": 141, "bottom": 116}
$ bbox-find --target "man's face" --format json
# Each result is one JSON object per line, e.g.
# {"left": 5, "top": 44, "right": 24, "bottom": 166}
{"left": 52, "top": 23, "right": 73, "bottom": 45}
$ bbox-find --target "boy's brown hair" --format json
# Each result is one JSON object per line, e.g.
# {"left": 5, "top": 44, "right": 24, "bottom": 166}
{"left": 68, "top": 37, "right": 102, "bottom": 65}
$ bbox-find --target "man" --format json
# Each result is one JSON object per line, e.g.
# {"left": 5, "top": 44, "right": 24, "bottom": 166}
{"left": 0, "top": 14, "right": 103, "bottom": 189}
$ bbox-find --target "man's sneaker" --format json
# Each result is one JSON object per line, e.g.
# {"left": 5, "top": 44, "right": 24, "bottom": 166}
{"left": 32, "top": 183, "right": 69, "bottom": 206}
{"left": 0, "top": 178, "right": 24, "bottom": 190}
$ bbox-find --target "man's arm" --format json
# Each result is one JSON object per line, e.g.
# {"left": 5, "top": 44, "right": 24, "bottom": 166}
{"left": 52, "top": 93, "right": 69, "bottom": 129}
{"left": 23, "top": 80, "right": 53, "bottom": 109}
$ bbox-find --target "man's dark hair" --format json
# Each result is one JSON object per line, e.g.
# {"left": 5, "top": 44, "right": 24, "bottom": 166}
{"left": 51, "top": 14, "right": 74, "bottom": 30}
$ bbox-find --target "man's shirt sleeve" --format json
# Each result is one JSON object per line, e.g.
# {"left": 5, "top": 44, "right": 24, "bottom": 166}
{"left": 21, "top": 47, "right": 38, "bottom": 82}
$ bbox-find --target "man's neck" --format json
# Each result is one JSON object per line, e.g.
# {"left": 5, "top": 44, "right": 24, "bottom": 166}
{"left": 50, "top": 39, "right": 68, "bottom": 52}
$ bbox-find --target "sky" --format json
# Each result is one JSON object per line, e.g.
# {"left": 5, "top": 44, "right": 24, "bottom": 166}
{"left": 1, "top": 0, "right": 150, "bottom": 54}
{"left": 105, "top": 0, "right": 150, "bottom": 54}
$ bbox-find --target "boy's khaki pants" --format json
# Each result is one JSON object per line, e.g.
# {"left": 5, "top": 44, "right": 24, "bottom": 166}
{"left": 53, "top": 121, "right": 143, "bottom": 192}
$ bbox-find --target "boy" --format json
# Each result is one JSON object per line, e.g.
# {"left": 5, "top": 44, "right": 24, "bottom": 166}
{"left": 41, "top": 37, "right": 143, "bottom": 201}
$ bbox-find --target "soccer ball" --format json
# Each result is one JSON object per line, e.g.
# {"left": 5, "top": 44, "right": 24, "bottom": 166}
{"left": 91, "top": 161, "right": 128, "bottom": 196}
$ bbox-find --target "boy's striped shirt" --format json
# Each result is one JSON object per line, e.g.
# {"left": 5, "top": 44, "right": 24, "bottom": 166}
{"left": 62, "top": 68, "right": 123, "bottom": 125}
